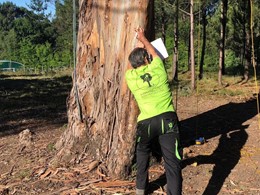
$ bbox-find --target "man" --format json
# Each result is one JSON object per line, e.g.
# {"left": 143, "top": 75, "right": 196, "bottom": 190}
{"left": 125, "top": 27, "right": 183, "bottom": 195}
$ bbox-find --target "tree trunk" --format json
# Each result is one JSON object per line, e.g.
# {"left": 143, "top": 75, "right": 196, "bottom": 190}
{"left": 52, "top": 0, "right": 154, "bottom": 179}
{"left": 243, "top": 0, "right": 251, "bottom": 82}
{"left": 218, "top": 0, "right": 228, "bottom": 86}
{"left": 172, "top": 0, "right": 179, "bottom": 82}
{"left": 161, "top": 1, "right": 166, "bottom": 44}
{"left": 190, "top": 0, "right": 196, "bottom": 91}
{"left": 187, "top": 35, "right": 191, "bottom": 71}
{"left": 199, "top": 7, "right": 207, "bottom": 80}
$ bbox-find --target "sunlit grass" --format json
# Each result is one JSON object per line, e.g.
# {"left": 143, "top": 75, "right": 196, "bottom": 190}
{"left": 1, "top": 68, "right": 258, "bottom": 99}
{"left": 0, "top": 68, "right": 73, "bottom": 79}
{"left": 171, "top": 71, "right": 258, "bottom": 98}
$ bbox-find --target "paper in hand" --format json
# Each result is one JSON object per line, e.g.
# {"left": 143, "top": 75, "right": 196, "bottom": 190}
{"left": 151, "top": 38, "right": 169, "bottom": 59}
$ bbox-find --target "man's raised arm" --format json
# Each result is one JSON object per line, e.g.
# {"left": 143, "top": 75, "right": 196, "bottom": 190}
{"left": 135, "top": 27, "right": 158, "bottom": 59}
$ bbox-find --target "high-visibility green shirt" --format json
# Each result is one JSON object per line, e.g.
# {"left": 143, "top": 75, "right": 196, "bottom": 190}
{"left": 125, "top": 57, "right": 174, "bottom": 122}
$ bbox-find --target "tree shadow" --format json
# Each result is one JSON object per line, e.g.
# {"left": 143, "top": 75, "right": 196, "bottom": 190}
{"left": 149, "top": 98, "right": 257, "bottom": 194}
{"left": 0, "top": 76, "right": 72, "bottom": 137}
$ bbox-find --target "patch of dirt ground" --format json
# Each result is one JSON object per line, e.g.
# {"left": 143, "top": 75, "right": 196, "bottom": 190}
{"left": 0, "top": 75, "right": 260, "bottom": 195}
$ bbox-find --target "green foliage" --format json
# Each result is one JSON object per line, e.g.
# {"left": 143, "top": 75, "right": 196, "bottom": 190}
{"left": 18, "top": 38, "right": 36, "bottom": 68}
{"left": 53, "top": 0, "right": 76, "bottom": 56}
{"left": 18, "top": 39, "right": 56, "bottom": 73}
{"left": 225, "top": 49, "right": 243, "bottom": 75}
{"left": 0, "top": 0, "right": 74, "bottom": 74}
{"left": 173, "top": 0, "right": 258, "bottom": 78}
{"left": 27, "top": 0, "right": 48, "bottom": 15}
{"left": 0, "top": 1, "right": 19, "bottom": 31}
{"left": 0, "top": 0, "right": 260, "bottom": 80}
{"left": 35, "top": 42, "right": 52, "bottom": 72}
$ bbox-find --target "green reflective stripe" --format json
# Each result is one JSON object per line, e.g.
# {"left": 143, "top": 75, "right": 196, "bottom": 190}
{"left": 175, "top": 139, "right": 181, "bottom": 160}
{"left": 161, "top": 119, "right": 165, "bottom": 134}
{"left": 148, "top": 124, "right": 151, "bottom": 137}
{"left": 137, "top": 136, "right": 141, "bottom": 143}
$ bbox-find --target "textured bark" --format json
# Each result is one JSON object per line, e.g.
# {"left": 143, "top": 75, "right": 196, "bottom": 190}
{"left": 53, "top": 0, "right": 154, "bottom": 179}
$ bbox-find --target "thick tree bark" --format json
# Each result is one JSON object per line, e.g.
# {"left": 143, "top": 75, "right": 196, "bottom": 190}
{"left": 52, "top": 0, "right": 154, "bottom": 179}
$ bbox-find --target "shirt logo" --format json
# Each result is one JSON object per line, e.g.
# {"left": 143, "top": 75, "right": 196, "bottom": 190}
{"left": 168, "top": 122, "right": 173, "bottom": 129}
{"left": 166, "top": 122, "right": 174, "bottom": 133}
{"left": 140, "top": 73, "right": 152, "bottom": 87}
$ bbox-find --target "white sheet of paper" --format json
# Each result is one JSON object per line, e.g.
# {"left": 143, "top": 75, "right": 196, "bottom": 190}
{"left": 151, "top": 38, "right": 169, "bottom": 59}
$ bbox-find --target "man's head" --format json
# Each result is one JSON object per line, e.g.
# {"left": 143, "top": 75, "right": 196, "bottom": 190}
{"left": 128, "top": 47, "right": 149, "bottom": 68}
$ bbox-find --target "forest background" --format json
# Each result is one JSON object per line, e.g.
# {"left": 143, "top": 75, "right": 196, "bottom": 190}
{"left": 1, "top": 0, "right": 260, "bottom": 82}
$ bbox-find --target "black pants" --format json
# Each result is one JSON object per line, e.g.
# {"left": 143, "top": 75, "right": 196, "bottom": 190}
{"left": 136, "top": 112, "right": 182, "bottom": 195}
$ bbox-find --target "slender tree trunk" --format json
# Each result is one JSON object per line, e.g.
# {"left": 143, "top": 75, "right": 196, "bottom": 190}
{"left": 160, "top": 1, "right": 166, "bottom": 65}
{"left": 243, "top": 0, "right": 251, "bottom": 82}
{"left": 222, "top": 0, "right": 228, "bottom": 75}
{"left": 172, "top": 0, "right": 179, "bottom": 81}
{"left": 218, "top": 0, "right": 228, "bottom": 86}
{"left": 188, "top": 35, "right": 191, "bottom": 71}
{"left": 199, "top": 7, "right": 207, "bottom": 80}
{"left": 52, "top": 0, "right": 154, "bottom": 179}
{"left": 218, "top": 0, "right": 224, "bottom": 85}
{"left": 244, "top": 29, "right": 250, "bottom": 82}
{"left": 190, "top": 0, "right": 196, "bottom": 90}
{"left": 161, "top": 1, "right": 166, "bottom": 44}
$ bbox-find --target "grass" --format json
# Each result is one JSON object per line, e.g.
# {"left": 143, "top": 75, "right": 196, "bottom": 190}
{"left": 171, "top": 71, "right": 259, "bottom": 98}
{"left": 0, "top": 68, "right": 73, "bottom": 79}
{"left": 0, "top": 69, "right": 72, "bottom": 136}
{"left": 1, "top": 68, "right": 258, "bottom": 99}
{"left": 47, "top": 143, "right": 56, "bottom": 152}
{"left": 16, "top": 169, "right": 32, "bottom": 180}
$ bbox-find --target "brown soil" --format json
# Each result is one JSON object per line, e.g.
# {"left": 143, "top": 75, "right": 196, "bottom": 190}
{"left": 0, "top": 75, "right": 259, "bottom": 195}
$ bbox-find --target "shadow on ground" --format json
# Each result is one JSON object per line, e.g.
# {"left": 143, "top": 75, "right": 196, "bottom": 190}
{"left": 0, "top": 75, "right": 72, "bottom": 137}
{"left": 149, "top": 98, "right": 257, "bottom": 194}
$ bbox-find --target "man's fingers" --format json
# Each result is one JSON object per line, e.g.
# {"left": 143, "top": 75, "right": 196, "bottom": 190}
{"left": 135, "top": 26, "right": 144, "bottom": 32}
{"left": 134, "top": 27, "right": 144, "bottom": 41}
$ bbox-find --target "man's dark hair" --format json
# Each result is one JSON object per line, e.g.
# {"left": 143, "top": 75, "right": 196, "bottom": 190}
{"left": 128, "top": 47, "right": 149, "bottom": 68}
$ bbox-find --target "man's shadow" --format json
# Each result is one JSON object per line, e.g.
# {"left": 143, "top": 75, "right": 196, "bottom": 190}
{"left": 183, "top": 126, "right": 248, "bottom": 195}
{"left": 148, "top": 98, "right": 257, "bottom": 194}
